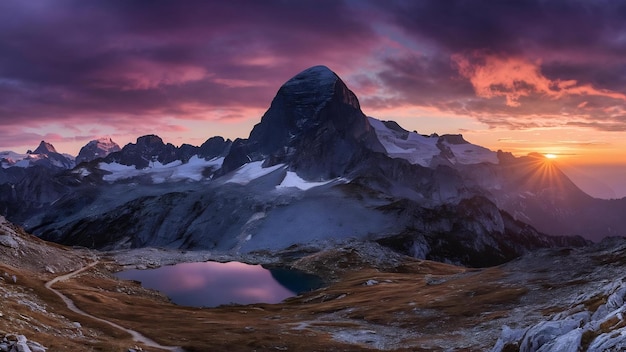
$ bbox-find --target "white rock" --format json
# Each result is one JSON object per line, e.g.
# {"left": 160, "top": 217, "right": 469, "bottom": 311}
{"left": 519, "top": 317, "right": 584, "bottom": 352}
{"left": 26, "top": 341, "right": 46, "bottom": 352}
{"left": 491, "top": 325, "right": 526, "bottom": 352}
{"left": 0, "top": 235, "right": 18, "bottom": 249}
{"left": 588, "top": 328, "right": 626, "bottom": 351}
{"left": 606, "top": 286, "right": 626, "bottom": 311}
{"left": 15, "top": 342, "right": 32, "bottom": 352}
{"left": 536, "top": 328, "right": 582, "bottom": 352}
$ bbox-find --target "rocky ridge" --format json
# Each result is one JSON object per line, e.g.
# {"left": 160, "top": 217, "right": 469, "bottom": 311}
{"left": 0, "top": 333, "right": 47, "bottom": 352}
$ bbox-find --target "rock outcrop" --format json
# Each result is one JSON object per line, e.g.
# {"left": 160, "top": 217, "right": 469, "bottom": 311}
{"left": 0, "top": 333, "right": 47, "bottom": 352}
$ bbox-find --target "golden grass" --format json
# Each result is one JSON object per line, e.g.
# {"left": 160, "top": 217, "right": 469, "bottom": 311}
{"left": 0, "top": 262, "right": 138, "bottom": 351}
{"left": 44, "top": 257, "right": 528, "bottom": 351}
{"left": 0, "top": 229, "right": 531, "bottom": 352}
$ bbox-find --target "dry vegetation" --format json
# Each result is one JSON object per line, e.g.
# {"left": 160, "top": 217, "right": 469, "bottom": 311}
{"left": 6, "top": 218, "right": 612, "bottom": 351}
{"left": 0, "top": 218, "right": 532, "bottom": 351}
{"left": 0, "top": 236, "right": 137, "bottom": 350}
{"left": 42, "top": 251, "right": 530, "bottom": 352}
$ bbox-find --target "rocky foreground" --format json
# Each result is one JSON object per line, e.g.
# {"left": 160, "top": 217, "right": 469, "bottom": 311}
{"left": 3, "top": 214, "right": 626, "bottom": 351}
{"left": 0, "top": 333, "right": 46, "bottom": 352}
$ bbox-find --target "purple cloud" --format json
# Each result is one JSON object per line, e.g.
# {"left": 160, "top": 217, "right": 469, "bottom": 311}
{"left": 1, "top": 0, "right": 626, "bottom": 154}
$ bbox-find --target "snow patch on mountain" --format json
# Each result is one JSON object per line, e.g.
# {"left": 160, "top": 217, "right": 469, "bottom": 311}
{"left": 0, "top": 151, "right": 28, "bottom": 168}
{"left": 1, "top": 152, "right": 47, "bottom": 168}
{"left": 99, "top": 156, "right": 223, "bottom": 183}
{"left": 277, "top": 171, "right": 334, "bottom": 191}
{"left": 369, "top": 117, "right": 498, "bottom": 166}
{"left": 368, "top": 117, "right": 439, "bottom": 167}
{"left": 223, "top": 161, "right": 285, "bottom": 185}
{"left": 444, "top": 141, "right": 498, "bottom": 165}
{"left": 1, "top": 151, "right": 74, "bottom": 169}
{"left": 73, "top": 167, "right": 91, "bottom": 177}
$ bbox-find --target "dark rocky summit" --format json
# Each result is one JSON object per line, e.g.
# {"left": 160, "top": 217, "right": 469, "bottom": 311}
{"left": 220, "top": 65, "right": 384, "bottom": 179}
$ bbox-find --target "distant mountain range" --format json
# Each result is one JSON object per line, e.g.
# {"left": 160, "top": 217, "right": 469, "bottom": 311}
{"left": 2, "top": 65, "right": 624, "bottom": 266}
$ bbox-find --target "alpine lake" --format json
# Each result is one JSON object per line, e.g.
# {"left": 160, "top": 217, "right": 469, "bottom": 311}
{"left": 115, "top": 261, "right": 325, "bottom": 307}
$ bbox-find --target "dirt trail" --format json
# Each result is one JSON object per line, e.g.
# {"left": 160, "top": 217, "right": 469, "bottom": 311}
{"left": 45, "top": 261, "right": 184, "bottom": 352}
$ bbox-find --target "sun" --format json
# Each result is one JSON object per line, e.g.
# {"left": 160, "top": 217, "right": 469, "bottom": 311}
{"left": 544, "top": 153, "right": 558, "bottom": 159}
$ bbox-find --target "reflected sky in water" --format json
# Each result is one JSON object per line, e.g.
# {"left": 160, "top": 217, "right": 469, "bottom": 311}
{"left": 115, "top": 261, "right": 311, "bottom": 307}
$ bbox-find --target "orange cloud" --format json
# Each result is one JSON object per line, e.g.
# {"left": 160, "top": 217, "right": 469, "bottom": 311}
{"left": 452, "top": 53, "right": 626, "bottom": 107}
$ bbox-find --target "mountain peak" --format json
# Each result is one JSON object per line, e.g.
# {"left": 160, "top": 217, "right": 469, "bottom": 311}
{"left": 136, "top": 134, "right": 165, "bottom": 147}
{"left": 276, "top": 65, "right": 362, "bottom": 111}
{"left": 76, "top": 137, "right": 121, "bottom": 164}
{"left": 32, "top": 141, "right": 57, "bottom": 155}
{"left": 246, "top": 65, "right": 366, "bottom": 151}
{"left": 220, "top": 65, "right": 381, "bottom": 177}
{"left": 103, "top": 134, "right": 180, "bottom": 169}
{"left": 283, "top": 65, "right": 338, "bottom": 89}
{"left": 95, "top": 136, "right": 115, "bottom": 144}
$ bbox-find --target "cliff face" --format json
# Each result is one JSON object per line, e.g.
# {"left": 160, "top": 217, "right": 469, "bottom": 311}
{"left": 221, "top": 65, "right": 383, "bottom": 179}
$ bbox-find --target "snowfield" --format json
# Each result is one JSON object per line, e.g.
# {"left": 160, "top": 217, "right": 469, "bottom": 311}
{"left": 368, "top": 117, "right": 497, "bottom": 166}
{"left": 277, "top": 171, "right": 334, "bottom": 190}
{"left": 99, "top": 156, "right": 224, "bottom": 183}
{"left": 368, "top": 117, "right": 440, "bottom": 167}
{"left": 446, "top": 142, "right": 498, "bottom": 165}
{"left": 223, "top": 161, "right": 284, "bottom": 185}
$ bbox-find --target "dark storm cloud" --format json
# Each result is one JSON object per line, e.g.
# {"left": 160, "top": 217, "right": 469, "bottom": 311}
{"left": 2, "top": 0, "right": 626, "bottom": 149}
{"left": 375, "top": 0, "right": 626, "bottom": 57}
{"left": 0, "top": 0, "right": 378, "bottom": 129}
{"left": 366, "top": 0, "right": 626, "bottom": 131}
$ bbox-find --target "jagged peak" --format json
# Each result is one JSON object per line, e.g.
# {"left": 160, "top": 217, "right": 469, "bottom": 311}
{"left": 32, "top": 141, "right": 57, "bottom": 155}
{"left": 274, "top": 65, "right": 364, "bottom": 112}
{"left": 439, "top": 134, "right": 468, "bottom": 145}
{"left": 135, "top": 134, "right": 165, "bottom": 146}
{"left": 88, "top": 136, "right": 117, "bottom": 145}
{"left": 246, "top": 65, "right": 365, "bottom": 150}
{"left": 220, "top": 65, "right": 377, "bottom": 176}
{"left": 76, "top": 137, "right": 122, "bottom": 164}
{"left": 283, "top": 65, "right": 338, "bottom": 88}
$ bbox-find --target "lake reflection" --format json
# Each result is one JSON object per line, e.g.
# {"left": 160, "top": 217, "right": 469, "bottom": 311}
{"left": 115, "top": 261, "right": 322, "bottom": 307}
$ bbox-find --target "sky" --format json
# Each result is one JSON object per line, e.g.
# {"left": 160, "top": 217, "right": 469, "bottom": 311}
{"left": 1, "top": 0, "right": 625, "bottom": 198}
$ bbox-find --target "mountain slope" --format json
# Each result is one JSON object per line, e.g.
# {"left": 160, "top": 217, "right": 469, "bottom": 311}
{"left": 0, "top": 66, "right": 593, "bottom": 268}
{"left": 456, "top": 152, "right": 626, "bottom": 241}
{"left": 3, "top": 211, "right": 626, "bottom": 351}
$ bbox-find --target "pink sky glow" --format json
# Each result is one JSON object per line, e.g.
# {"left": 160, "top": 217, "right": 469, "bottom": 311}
{"left": 1, "top": 0, "right": 625, "bottom": 197}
